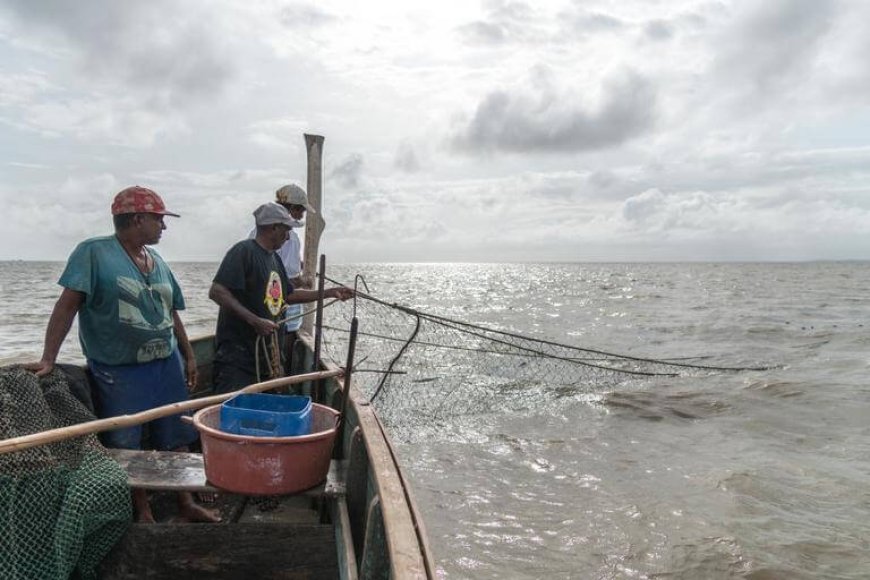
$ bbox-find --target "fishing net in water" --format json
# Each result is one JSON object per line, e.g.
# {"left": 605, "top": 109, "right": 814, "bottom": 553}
{"left": 317, "top": 284, "right": 766, "bottom": 439}
{"left": 0, "top": 366, "right": 131, "bottom": 580}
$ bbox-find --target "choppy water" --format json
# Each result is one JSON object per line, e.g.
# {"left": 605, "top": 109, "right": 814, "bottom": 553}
{"left": 2, "top": 261, "right": 869, "bottom": 579}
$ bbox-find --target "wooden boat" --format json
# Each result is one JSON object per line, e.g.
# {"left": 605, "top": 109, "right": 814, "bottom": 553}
{"left": 1, "top": 328, "right": 435, "bottom": 579}
{"left": 0, "top": 134, "right": 436, "bottom": 578}
{"left": 95, "top": 328, "right": 436, "bottom": 579}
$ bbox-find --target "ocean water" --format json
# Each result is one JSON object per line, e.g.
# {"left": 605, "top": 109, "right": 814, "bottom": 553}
{"left": 2, "top": 261, "right": 869, "bottom": 579}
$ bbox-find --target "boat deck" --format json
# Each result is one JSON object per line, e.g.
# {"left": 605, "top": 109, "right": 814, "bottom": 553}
{"left": 104, "top": 448, "right": 346, "bottom": 497}
{"left": 99, "top": 513, "right": 338, "bottom": 579}
{"left": 98, "top": 449, "right": 346, "bottom": 579}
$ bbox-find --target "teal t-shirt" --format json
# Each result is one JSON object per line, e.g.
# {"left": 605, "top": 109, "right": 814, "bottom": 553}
{"left": 59, "top": 235, "right": 185, "bottom": 365}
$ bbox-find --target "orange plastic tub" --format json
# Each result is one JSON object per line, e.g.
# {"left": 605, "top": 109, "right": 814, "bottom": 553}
{"left": 192, "top": 402, "right": 339, "bottom": 495}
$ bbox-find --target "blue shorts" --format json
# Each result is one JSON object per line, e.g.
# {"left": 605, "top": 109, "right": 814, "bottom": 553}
{"left": 89, "top": 349, "right": 198, "bottom": 450}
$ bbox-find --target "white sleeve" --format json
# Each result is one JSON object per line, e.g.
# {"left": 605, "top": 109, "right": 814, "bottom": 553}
{"left": 278, "top": 231, "right": 302, "bottom": 277}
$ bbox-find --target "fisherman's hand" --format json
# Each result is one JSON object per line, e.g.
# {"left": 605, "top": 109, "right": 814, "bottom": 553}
{"left": 23, "top": 359, "right": 54, "bottom": 378}
{"left": 328, "top": 287, "right": 355, "bottom": 301}
{"left": 251, "top": 317, "right": 279, "bottom": 336}
{"left": 184, "top": 354, "right": 198, "bottom": 391}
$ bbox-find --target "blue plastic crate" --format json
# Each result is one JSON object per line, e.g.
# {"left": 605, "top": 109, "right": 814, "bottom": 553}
{"left": 220, "top": 393, "right": 312, "bottom": 437}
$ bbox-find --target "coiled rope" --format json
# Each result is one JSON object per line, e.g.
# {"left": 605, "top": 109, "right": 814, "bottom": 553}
{"left": 253, "top": 298, "right": 341, "bottom": 383}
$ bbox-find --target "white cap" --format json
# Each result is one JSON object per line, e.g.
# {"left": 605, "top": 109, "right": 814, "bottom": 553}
{"left": 275, "top": 184, "right": 315, "bottom": 214}
{"left": 253, "top": 202, "right": 294, "bottom": 227}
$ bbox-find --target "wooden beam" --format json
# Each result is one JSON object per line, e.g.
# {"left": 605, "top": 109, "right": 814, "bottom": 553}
{"left": 302, "top": 133, "right": 325, "bottom": 336}
{"left": 106, "top": 448, "right": 217, "bottom": 492}
{"left": 333, "top": 497, "right": 359, "bottom": 580}
{"left": 99, "top": 522, "right": 338, "bottom": 580}
{"left": 105, "top": 448, "right": 348, "bottom": 498}
{"left": 360, "top": 497, "right": 389, "bottom": 580}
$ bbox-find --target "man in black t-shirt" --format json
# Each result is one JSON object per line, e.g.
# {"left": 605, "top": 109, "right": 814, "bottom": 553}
{"left": 209, "top": 203, "right": 352, "bottom": 393}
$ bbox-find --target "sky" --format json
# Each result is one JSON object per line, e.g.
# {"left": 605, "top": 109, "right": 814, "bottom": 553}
{"left": 1, "top": 0, "right": 869, "bottom": 263}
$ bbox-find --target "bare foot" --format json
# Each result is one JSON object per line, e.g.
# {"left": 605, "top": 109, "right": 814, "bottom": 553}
{"left": 178, "top": 502, "right": 222, "bottom": 523}
{"left": 135, "top": 509, "right": 157, "bottom": 524}
{"left": 132, "top": 489, "right": 156, "bottom": 524}
{"left": 196, "top": 491, "right": 218, "bottom": 504}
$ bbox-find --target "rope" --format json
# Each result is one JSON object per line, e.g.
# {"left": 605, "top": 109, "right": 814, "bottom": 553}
{"left": 253, "top": 298, "right": 343, "bottom": 383}
{"left": 322, "top": 325, "right": 715, "bottom": 363}
{"left": 276, "top": 298, "right": 341, "bottom": 325}
{"left": 369, "top": 311, "right": 421, "bottom": 403}
{"left": 254, "top": 333, "right": 280, "bottom": 383}
{"left": 325, "top": 279, "right": 771, "bottom": 374}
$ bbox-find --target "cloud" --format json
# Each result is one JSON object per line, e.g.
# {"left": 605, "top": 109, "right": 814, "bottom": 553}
{"left": 278, "top": 3, "right": 337, "bottom": 29}
{"left": 1, "top": 173, "right": 121, "bottom": 257}
{"left": 10, "top": 97, "right": 188, "bottom": 146}
{"left": 563, "top": 11, "right": 626, "bottom": 34}
{"left": 715, "top": 0, "right": 837, "bottom": 91}
{"left": 619, "top": 184, "right": 870, "bottom": 248}
{"left": 329, "top": 154, "right": 364, "bottom": 189}
{"left": 457, "top": 21, "right": 507, "bottom": 45}
{"left": 246, "top": 118, "right": 310, "bottom": 153}
{"left": 330, "top": 189, "right": 448, "bottom": 249}
{"left": 622, "top": 188, "right": 725, "bottom": 230}
{"left": 0, "top": 0, "right": 237, "bottom": 108}
{"left": 644, "top": 19, "right": 674, "bottom": 41}
{"left": 394, "top": 141, "right": 420, "bottom": 172}
{"left": 451, "top": 69, "right": 656, "bottom": 154}
{"left": 0, "top": 71, "right": 52, "bottom": 108}
{"left": 2, "top": 1, "right": 870, "bottom": 263}
{"left": 456, "top": 0, "right": 543, "bottom": 46}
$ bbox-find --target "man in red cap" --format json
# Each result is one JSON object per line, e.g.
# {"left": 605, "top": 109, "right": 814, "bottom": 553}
{"left": 27, "top": 186, "right": 220, "bottom": 524}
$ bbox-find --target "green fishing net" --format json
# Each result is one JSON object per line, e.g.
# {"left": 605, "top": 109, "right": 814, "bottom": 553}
{"left": 0, "top": 367, "right": 131, "bottom": 580}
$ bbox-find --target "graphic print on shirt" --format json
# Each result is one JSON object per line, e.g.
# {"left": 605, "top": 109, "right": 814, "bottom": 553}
{"left": 117, "top": 275, "right": 173, "bottom": 361}
{"left": 264, "top": 270, "right": 284, "bottom": 318}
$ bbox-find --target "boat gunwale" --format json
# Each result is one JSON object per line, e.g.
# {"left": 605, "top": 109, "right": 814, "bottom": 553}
{"left": 310, "top": 332, "right": 438, "bottom": 579}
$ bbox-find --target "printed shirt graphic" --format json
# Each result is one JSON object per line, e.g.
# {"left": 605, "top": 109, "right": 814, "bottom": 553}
{"left": 248, "top": 227, "right": 302, "bottom": 331}
{"left": 59, "top": 236, "right": 184, "bottom": 365}
{"left": 264, "top": 270, "right": 284, "bottom": 317}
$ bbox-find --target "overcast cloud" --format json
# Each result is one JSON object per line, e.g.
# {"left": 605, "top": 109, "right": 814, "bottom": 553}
{"left": 1, "top": 0, "right": 868, "bottom": 262}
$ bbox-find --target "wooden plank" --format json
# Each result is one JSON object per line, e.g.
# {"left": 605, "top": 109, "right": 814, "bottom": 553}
{"left": 190, "top": 334, "right": 216, "bottom": 395}
{"left": 106, "top": 448, "right": 217, "bottom": 492}
{"left": 346, "top": 427, "right": 369, "bottom": 560}
{"left": 333, "top": 497, "right": 359, "bottom": 580}
{"left": 360, "top": 497, "right": 389, "bottom": 580}
{"left": 106, "top": 449, "right": 347, "bottom": 498}
{"left": 325, "top": 459, "right": 348, "bottom": 497}
{"left": 99, "top": 522, "right": 339, "bottom": 580}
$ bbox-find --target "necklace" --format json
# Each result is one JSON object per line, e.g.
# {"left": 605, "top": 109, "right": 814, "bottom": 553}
{"left": 118, "top": 237, "right": 153, "bottom": 288}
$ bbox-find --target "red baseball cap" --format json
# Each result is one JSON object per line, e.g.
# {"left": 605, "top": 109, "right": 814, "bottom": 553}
{"left": 111, "top": 186, "right": 180, "bottom": 217}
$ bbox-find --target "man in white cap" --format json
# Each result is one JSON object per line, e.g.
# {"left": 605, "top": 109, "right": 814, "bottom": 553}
{"left": 272, "top": 183, "right": 314, "bottom": 289}
{"left": 210, "top": 202, "right": 352, "bottom": 392}
{"left": 248, "top": 184, "right": 313, "bottom": 365}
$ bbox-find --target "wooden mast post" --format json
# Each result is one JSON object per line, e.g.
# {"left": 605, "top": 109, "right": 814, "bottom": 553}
{"left": 302, "top": 134, "right": 325, "bottom": 337}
